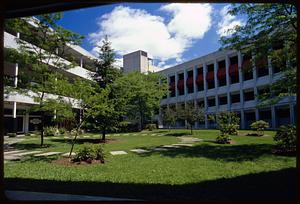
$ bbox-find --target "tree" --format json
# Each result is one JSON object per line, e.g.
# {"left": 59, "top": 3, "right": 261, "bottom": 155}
{"left": 162, "top": 108, "right": 177, "bottom": 131}
{"left": 220, "top": 4, "right": 296, "bottom": 105}
{"left": 85, "top": 87, "right": 121, "bottom": 141}
{"left": 111, "top": 71, "right": 168, "bottom": 131}
{"left": 4, "top": 14, "right": 84, "bottom": 146}
{"left": 177, "top": 104, "right": 205, "bottom": 135}
{"left": 93, "top": 36, "right": 122, "bottom": 89}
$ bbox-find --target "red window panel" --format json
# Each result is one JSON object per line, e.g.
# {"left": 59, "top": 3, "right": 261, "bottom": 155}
{"left": 229, "top": 64, "right": 239, "bottom": 76}
{"left": 177, "top": 79, "right": 184, "bottom": 90}
{"left": 196, "top": 74, "right": 203, "bottom": 85}
{"left": 217, "top": 68, "right": 226, "bottom": 79}
{"left": 242, "top": 59, "right": 252, "bottom": 70}
{"left": 186, "top": 77, "right": 194, "bottom": 87}
{"left": 206, "top": 71, "right": 214, "bottom": 81}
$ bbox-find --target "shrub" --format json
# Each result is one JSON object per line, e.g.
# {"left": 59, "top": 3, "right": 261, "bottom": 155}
{"left": 145, "top": 123, "right": 157, "bottom": 131}
{"left": 7, "top": 133, "right": 17, "bottom": 137}
{"left": 216, "top": 132, "right": 231, "bottom": 144}
{"left": 273, "top": 125, "right": 296, "bottom": 154}
{"left": 58, "top": 128, "right": 67, "bottom": 135}
{"left": 44, "top": 127, "right": 59, "bottom": 136}
{"left": 250, "top": 120, "right": 269, "bottom": 136}
{"left": 212, "top": 112, "right": 240, "bottom": 135}
{"left": 72, "top": 143, "right": 105, "bottom": 163}
{"left": 93, "top": 145, "right": 105, "bottom": 162}
{"left": 25, "top": 132, "right": 31, "bottom": 136}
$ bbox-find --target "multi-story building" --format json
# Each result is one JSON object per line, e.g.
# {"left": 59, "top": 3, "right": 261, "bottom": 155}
{"left": 123, "top": 50, "right": 157, "bottom": 73}
{"left": 3, "top": 18, "right": 98, "bottom": 135}
{"left": 123, "top": 49, "right": 296, "bottom": 130}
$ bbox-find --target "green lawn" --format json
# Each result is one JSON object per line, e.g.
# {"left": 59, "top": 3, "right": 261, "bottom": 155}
{"left": 4, "top": 129, "right": 296, "bottom": 201}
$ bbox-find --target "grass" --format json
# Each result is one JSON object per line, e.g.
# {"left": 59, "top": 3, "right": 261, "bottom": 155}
{"left": 4, "top": 129, "right": 296, "bottom": 201}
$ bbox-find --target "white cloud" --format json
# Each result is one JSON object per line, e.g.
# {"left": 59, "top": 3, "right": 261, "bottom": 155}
{"left": 217, "top": 5, "right": 244, "bottom": 37}
{"left": 88, "top": 4, "right": 213, "bottom": 64}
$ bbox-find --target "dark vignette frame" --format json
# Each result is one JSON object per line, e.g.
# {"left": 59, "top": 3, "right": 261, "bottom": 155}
{"left": 0, "top": 0, "right": 298, "bottom": 203}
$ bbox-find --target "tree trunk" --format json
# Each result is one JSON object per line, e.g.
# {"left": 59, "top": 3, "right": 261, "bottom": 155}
{"left": 139, "top": 111, "right": 143, "bottom": 131}
{"left": 190, "top": 124, "right": 193, "bottom": 135}
{"left": 101, "top": 128, "right": 106, "bottom": 141}
{"left": 40, "top": 112, "right": 44, "bottom": 146}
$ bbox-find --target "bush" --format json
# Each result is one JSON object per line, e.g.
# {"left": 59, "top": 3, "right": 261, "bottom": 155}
{"left": 216, "top": 132, "right": 231, "bottom": 144}
{"left": 58, "top": 128, "right": 67, "bottom": 135}
{"left": 250, "top": 120, "right": 269, "bottom": 136}
{"left": 273, "top": 125, "right": 296, "bottom": 154}
{"left": 7, "top": 133, "right": 17, "bottom": 137}
{"left": 25, "top": 132, "right": 31, "bottom": 136}
{"left": 72, "top": 143, "right": 105, "bottom": 163}
{"left": 213, "top": 112, "right": 240, "bottom": 135}
{"left": 44, "top": 127, "right": 59, "bottom": 136}
{"left": 145, "top": 123, "right": 157, "bottom": 131}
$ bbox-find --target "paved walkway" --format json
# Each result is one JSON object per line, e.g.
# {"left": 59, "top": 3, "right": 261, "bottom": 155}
{"left": 110, "top": 136, "right": 202, "bottom": 156}
{"left": 5, "top": 190, "right": 140, "bottom": 201}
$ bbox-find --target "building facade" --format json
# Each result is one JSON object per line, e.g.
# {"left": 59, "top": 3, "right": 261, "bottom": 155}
{"left": 124, "top": 49, "right": 296, "bottom": 130}
{"left": 4, "top": 19, "right": 96, "bottom": 135}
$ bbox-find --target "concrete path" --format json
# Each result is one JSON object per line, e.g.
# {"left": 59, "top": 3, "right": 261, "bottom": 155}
{"left": 34, "top": 152, "right": 61, "bottom": 157}
{"left": 5, "top": 190, "right": 140, "bottom": 201}
{"left": 130, "top": 149, "right": 151, "bottom": 153}
{"left": 61, "top": 152, "right": 76, "bottom": 157}
{"left": 110, "top": 151, "right": 127, "bottom": 155}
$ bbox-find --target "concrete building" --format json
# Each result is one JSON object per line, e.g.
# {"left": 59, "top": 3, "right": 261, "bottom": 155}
{"left": 3, "top": 18, "right": 97, "bottom": 134}
{"left": 123, "top": 50, "right": 155, "bottom": 73}
{"left": 123, "top": 50, "right": 296, "bottom": 130}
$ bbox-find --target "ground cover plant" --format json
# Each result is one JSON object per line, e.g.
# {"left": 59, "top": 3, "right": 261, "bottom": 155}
{"left": 4, "top": 129, "right": 296, "bottom": 201}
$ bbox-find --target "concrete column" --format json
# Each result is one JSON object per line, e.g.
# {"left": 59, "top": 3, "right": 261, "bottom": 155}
{"left": 158, "top": 107, "right": 163, "bottom": 128}
{"left": 13, "top": 102, "right": 17, "bottom": 133}
{"left": 193, "top": 66, "right": 197, "bottom": 94}
{"left": 203, "top": 63, "right": 207, "bottom": 92}
{"left": 271, "top": 106, "right": 276, "bottom": 128}
{"left": 167, "top": 75, "right": 170, "bottom": 98}
{"left": 240, "top": 109, "right": 245, "bottom": 129}
{"left": 225, "top": 54, "right": 230, "bottom": 86}
{"left": 214, "top": 60, "right": 218, "bottom": 88}
{"left": 16, "top": 32, "right": 20, "bottom": 38}
{"left": 80, "top": 57, "right": 83, "bottom": 68}
{"left": 204, "top": 114, "right": 208, "bottom": 129}
{"left": 14, "top": 63, "right": 18, "bottom": 87}
{"left": 194, "top": 99, "right": 198, "bottom": 128}
{"left": 24, "top": 112, "right": 29, "bottom": 133}
{"left": 238, "top": 51, "right": 243, "bottom": 82}
{"left": 175, "top": 72, "right": 178, "bottom": 98}
{"left": 184, "top": 69, "right": 188, "bottom": 96}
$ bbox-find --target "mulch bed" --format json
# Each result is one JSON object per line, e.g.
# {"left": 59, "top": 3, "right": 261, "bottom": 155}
{"left": 52, "top": 158, "right": 104, "bottom": 166}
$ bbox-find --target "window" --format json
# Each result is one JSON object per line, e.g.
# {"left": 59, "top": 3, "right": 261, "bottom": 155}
{"left": 198, "top": 100, "right": 205, "bottom": 108}
{"left": 196, "top": 67, "right": 204, "bottom": 91}
{"left": 242, "top": 54, "right": 253, "bottom": 81}
{"left": 186, "top": 70, "right": 194, "bottom": 94}
{"left": 169, "top": 76, "right": 175, "bottom": 97}
{"left": 231, "top": 93, "right": 240, "bottom": 103}
{"left": 177, "top": 73, "right": 184, "bottom": 95}
{"left": 244, "top": 90, "right": 255, "bottom": 101}
{"left": 207, "top": 97, "right": 216, "bottom": 107}
{"left": 219, "top": 95, "right": 227, "bottom": 105}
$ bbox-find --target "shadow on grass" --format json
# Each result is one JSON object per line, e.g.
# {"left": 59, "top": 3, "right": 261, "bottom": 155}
{"left": 163, "top": 132, "right": 191, "bottom": 137}
{"left": 4, "top": 168, "right": 296, "bottom": 201}
{"left": 137, "top": 143, "right": 277, "bottom": 161}
{"left": 10, "top": 143, "right": 55, "bottom": 150}
{"left": 50, "top": 138, "right": 118, "bottom": 144}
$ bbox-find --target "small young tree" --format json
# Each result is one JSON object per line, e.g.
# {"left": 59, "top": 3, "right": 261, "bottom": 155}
{"left": 85, "top": 87, "right": 121, "bottom": 141}
{"left": 211, "top": 112, "right": 240, "bottom": 144}
{"left": 93, "top": 36, "right": 122, "bottom": 89}
{"left": 177, "top": 104, "right": 205, "bottom": 135}
{"left": 250, "top": 120, "right": 269, "bottom": 136}
{"left": 162, "top": 108, "right": 177, "bottom": 131}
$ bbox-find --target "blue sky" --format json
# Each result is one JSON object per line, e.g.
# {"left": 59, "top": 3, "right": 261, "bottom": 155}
{"left": 57, "top": 3, "right": 243, "bottom": 69}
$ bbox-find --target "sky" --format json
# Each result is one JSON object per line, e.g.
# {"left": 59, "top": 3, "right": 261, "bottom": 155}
{"left": 56, "top": 3, "right": 244, "bottom": 70}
